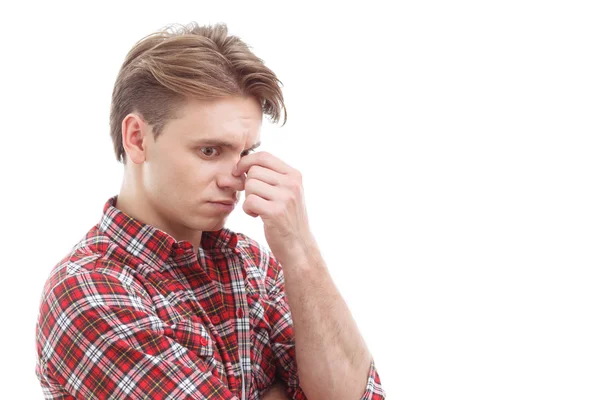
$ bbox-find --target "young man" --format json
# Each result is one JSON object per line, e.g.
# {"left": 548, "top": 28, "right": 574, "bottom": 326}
{"left": 35, "top": 22, "right": 385, "bottom": 399}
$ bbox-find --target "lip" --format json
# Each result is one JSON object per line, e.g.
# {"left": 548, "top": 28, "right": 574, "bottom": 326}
{"left": 212, "top": 200, "right": 235, "bottom": 205}
{"left": 209, "top": 202, "right": 236, "bottom": 212}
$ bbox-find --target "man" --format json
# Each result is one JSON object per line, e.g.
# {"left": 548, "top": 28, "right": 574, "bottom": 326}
{"left": 35, "top": 22, "right": 385, "bottom": 399}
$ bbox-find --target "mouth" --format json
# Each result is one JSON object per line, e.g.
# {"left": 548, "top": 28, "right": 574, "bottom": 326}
{"left": 209, "top": 201, "right": 236, "bottom": 212}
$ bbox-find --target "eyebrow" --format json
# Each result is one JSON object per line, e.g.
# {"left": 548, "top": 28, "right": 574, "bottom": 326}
{"left": 191, "top": 139, "right": 262, "bottom": 152}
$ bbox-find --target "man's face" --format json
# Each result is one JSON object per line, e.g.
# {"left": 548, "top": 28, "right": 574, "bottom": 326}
{"left": 139, "top": 96, "right": 262, "bottom": 237}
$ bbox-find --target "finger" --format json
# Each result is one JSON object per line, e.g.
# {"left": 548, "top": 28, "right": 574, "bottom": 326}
{"left": 233, "top": 151, "right": 290, "bottom": 177}
{"left": 244, "top": 178, "right": 278, "bottom": 201}
{"left": 246, "top": 165, "right": 281, "bottom": 186}
{"left": 243, "top": 193, "right": 271, "bottom": 218}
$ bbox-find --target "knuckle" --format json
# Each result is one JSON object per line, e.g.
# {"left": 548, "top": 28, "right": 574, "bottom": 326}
{"left": 289, "top": 182, "right": 302, "bottom": 197}
{"left": 275, "top": 203, "right": 286, "bottom": 217}
{"left": 284, "top": 192, "right": 295, "bottom": 204}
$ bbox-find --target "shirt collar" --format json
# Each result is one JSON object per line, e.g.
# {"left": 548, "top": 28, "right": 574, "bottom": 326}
{"left": 98, "top": 195, "right": 239, "bottom": 269}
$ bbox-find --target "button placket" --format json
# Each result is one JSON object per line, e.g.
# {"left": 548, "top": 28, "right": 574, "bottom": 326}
{"left": 229, "top": 249, "right": 249, "bottom": 400}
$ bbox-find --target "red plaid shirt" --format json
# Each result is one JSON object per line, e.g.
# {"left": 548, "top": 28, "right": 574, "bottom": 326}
{"left": 35, "top": 195, "right": 385, "bottom": 399}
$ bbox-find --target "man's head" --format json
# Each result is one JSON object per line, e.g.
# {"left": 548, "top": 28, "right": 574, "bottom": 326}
{"left": 109, "top": 22, "right": 286, "bottom": 240}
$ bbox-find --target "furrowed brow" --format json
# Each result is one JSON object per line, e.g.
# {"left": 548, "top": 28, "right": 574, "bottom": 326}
{"left": 192, "top": 139, "right": 261, "bottom": 151}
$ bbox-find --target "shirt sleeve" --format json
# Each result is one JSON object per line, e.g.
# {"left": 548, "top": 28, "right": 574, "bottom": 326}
{"left": 36, "top": 270, "right": 238, "bottom": 399}
{"left": 266, "top": 256, "right": 387, "bottom": 400}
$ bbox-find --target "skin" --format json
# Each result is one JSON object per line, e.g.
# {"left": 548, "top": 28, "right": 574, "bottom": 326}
{"left": 116, "top": 96, "right": 262, "bottom": 257}
{"left": 260, "top": 379, "right": 290, "bottom": 400}
{"left": 118, "top": 95, "right": 373, "bottom": 399}
{"left": 234, "top": 145, "right": 373, "bottom": 400}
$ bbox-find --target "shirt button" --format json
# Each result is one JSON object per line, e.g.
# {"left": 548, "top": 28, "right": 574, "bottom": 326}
{"left": 236, "top": 308, "right": 244, "bottom": 318}
{"left": 211, "top": 315, "right": 220, "bottom": 324}
{"left": 200, "top": 337, "right": 208, "bottom": 346}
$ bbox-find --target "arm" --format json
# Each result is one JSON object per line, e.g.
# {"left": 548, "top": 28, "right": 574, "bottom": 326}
{"left": 269, "top": 245, "right": 386, "bottom": 400}
{"left": 37, "top": 271, "right": 238, "bottom": 399}
{"left": 232, "top": 150, "right": 384, "bottom": 399}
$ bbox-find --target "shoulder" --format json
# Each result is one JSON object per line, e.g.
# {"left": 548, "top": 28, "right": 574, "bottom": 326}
{"left": 38, "top": 225, "right": 148, "bottom": 313}
{"left": 35, "top": 239, "right": 151, "bottom": 373}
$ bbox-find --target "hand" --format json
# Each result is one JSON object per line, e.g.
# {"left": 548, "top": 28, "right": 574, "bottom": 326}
{"left": 233, "top": 151, "right": 316, "bottom": 265}
{"left": 260, "top": 379, "right": 291, "bottom": 400}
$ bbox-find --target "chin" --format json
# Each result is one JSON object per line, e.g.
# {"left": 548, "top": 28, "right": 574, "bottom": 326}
{"left": 192, "top": 216, "right": 225, "bottom": 231}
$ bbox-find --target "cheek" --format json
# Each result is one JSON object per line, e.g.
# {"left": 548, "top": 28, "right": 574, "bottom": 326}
{"left": 172, "top": 151, "right": 201, "bottom": 176}
{"left": 149, "top": 153, "right": 192, "bottom": 190}
{"left": 185, "top": 162, "right": 219, "bottom": 187}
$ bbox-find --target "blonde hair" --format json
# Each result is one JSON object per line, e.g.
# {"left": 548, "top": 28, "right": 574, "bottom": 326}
{"left": 109, "top": 22, "right": 287, "bottom": 164}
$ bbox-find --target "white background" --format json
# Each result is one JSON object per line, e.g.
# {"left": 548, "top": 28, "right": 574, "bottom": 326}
{"left": 1, "top": 0, "right": 599, "bottom": 398}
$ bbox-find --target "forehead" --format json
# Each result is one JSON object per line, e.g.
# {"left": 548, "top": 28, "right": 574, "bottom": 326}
{"left": 168, "top": 96, "right": 262, "bottom": 145}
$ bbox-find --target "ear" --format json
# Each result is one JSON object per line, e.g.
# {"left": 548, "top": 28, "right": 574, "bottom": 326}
{"left": 122, "top": 113, "right": 149, "bottom": 164}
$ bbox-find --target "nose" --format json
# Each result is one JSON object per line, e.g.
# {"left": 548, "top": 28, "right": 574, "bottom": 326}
{"left": 216, "top": 165, "right": 246, "bottom": 193}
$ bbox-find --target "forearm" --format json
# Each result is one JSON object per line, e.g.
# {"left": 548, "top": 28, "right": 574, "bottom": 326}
{"left": 280, "top": 241, "right": 372, "bottom": 400}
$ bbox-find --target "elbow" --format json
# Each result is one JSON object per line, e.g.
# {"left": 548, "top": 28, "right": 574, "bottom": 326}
{"left": 299, "top": 360, "right": 370, "bottom": 400}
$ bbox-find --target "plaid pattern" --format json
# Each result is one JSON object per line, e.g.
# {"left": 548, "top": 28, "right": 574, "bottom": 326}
{"left": 35, "top": 195, "right": 385, "bottom": 399}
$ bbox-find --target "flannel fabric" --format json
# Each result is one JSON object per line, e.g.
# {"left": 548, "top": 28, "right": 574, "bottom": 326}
{"left": 35, "top": 195, "right": 386, "bottom": 399}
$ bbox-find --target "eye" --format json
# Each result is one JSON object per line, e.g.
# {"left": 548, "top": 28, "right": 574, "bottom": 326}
{"left": 200, "top": 147, "right": 220, "bottom": 157}
{"left": 199, "top": 147, "right": 255, "bottom": 158}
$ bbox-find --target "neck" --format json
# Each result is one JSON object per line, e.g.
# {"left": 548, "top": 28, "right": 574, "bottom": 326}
{"left": 116, "top": 183, "right": 203, "bottom": 255}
